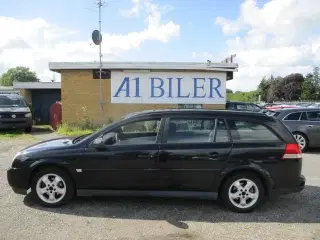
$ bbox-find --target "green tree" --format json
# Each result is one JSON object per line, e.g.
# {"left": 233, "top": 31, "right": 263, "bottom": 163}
{"left": 302, "top": 74, "right": 317, "bottom": 101}
{"left": 258, "top": 77, "right": 271, "bottom": 102}
{"left": 0, "top": 66, "right": 39, "bottom": 86}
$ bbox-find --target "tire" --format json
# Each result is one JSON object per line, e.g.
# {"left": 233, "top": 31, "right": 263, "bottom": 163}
{"left": 31, "top": 167, "right": 75, "bottom": 207}
{"left": 24, "top": 127, "right": 32, "bottom": 133}
{"left": 220, "top": 172, "right": 265, "bottom": 213}
{"left": 293, "top": 132, "right": 308, "bottom": 152}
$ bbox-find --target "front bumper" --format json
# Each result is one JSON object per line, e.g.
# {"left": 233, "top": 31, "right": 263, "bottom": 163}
{"left": 270, "top": 175, "right": 305, "bottom": 198}
{"left": 7, "top": 167, "right": 29, "bottom": 195}
{"left": 0, "top": 117, "right": 32, "bottom": 130}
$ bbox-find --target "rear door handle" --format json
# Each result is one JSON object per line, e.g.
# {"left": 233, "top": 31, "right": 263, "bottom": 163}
{"left": 307, "top": 125, "right": 314, "bottom": 128}
{"left": 137, "top": 153, "right": 156, "bottom": 159}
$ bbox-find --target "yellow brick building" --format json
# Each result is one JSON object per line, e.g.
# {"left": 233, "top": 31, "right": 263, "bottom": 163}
{"left": 49, "top": 62, "right": 238, "bottom": 124}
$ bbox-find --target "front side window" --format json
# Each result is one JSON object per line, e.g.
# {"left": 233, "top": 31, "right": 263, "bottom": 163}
{"left": 99, "top": 118, "right": 161, "bottom": 146}
{"left": 166, "top": 118, "right": 229, "bottom": 143}
{"left": 227, "top": 120, "right": 279, "bottom": 142}
{"left": 283, "top": 112, "right": 301, "bottom": 121}
{"left": 307, "top": 111, "right": 320, "bottom": 121}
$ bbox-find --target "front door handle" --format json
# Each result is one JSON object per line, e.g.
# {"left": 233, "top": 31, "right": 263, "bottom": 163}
{"left": 209, "top": 152, "right": 219, "bottom": 160}
{"left": 307, "top": 125, "right": 314, "bottom": 128}
{"left": 192, "top": 152, "right": 219, "bottom": 161}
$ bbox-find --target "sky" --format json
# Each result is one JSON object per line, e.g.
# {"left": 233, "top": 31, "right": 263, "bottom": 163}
{"left": 0, "top": 0, "right": 319, "bottom": 91}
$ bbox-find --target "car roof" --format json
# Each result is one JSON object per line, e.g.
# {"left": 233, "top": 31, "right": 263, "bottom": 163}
{"left": 124, "top": 109, "right": 275, "bottom": 121}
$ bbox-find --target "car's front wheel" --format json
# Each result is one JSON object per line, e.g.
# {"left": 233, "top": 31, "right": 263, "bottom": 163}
{"left": 31, "top": 167, "right": 75, "bottom": 207}
{"left": 221, "top": 173, "right": 265, "bottom": 213}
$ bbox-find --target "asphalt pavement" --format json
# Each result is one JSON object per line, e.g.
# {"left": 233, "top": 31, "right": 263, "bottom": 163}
{"left": 0, "top": 136, "right": 319, "bottom": 240}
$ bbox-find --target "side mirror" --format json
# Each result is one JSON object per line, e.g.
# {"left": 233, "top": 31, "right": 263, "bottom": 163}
{"left": 92, "top": 136, "right": 107, "bottom": 150}
{"left": 92, "top": 132, "right": 117, "bottom": 149}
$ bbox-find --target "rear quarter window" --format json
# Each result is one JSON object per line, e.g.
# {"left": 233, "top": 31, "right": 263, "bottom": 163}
{"left": 227, "top": 119, "right": 280, "bottom": 142}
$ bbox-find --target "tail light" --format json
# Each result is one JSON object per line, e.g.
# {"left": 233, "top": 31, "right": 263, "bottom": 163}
{"left": 282, "top": 143, "right": 302, "bottom": 159}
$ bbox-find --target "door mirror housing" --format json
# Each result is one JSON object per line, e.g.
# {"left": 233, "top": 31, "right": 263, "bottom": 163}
{"left": 92, "top": 132, "right": 117, "bottom": 149}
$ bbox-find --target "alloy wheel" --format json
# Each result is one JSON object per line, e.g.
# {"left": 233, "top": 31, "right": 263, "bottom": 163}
{"left": 36, "top": 173, "right": 67, "bottom": 204}
{"left": 294, "top": 134, "right": 306, "bottom": 151}
{"left": 228, "top": 178, "right": 259, "bottom": 209}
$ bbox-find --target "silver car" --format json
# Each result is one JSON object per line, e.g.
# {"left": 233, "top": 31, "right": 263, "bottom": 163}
{"left": 270, "top": 108, "right": 320, "bottom": 151}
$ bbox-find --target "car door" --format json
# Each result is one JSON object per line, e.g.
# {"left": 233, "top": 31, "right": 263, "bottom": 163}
{"left": 157, "top": 116, "right": 232, "bottom": 192}
{"left": 305, "top": 110, "right": 320, "bottom": 147}
{"left": 75, "top": 117, "right": 164, "bottom": 190}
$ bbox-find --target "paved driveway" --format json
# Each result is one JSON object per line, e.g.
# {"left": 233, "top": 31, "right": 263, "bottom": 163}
{"left": 0, "top": 134, "right": 319, "bottom": 240}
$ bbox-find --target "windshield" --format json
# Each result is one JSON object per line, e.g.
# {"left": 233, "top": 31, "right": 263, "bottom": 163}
{"left": 0, "top": 95, "right": 27, "bottom": 107}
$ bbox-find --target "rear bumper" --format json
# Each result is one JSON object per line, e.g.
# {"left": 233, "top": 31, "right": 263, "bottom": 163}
{"left": 7, "top": 167, "right": 29, "bottom": 195}
{"left": 270, "top": 175, "right": 305, "bottom": 198}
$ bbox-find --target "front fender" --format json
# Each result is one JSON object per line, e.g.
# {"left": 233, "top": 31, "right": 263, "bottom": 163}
{"left": 29, "top": 158, "right": 71, "bottom": 170}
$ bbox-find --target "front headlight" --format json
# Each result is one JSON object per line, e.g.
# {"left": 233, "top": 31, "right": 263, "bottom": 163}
{"left": 25, "top": 112, "right": 32, "bottom": 118}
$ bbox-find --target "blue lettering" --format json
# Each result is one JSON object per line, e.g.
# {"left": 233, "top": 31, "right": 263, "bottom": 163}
{"left": 151, "top": 78, "right": 165, "bottom": 97}
{"left": 193, "top": 78, "right": 206, "bottom": 98}
{"left": 209, "top": 78, "right": 223, "bottom": 98}
{"left": 133, "top": 77, "right": 141, "bottom": 97}
{"left": 167, "top": 78, "right": 173, "bottom": 98}
{"left": 177, "top": 78, "right": 190, "bottom": 98}
{"left": 113, "top": 77, "right": 130, "bottom": 97}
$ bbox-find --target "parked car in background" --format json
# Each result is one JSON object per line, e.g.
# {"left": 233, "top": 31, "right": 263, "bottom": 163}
{"left": 0, "top": 94, "right": 32, "bottom": 132}
{"left": 7, "top": 109, "right": 305, "bottom": 213}
{"left": 226, "top": 101, "right": 262, "bottom": 112}
{"left": 308, "top": 103, "right": 320, "bottom": 108}
{"left": 264, "top": 104, "right": 298, "bottom": 111}
{"left": 271, "top": 108, "right": 320, "bottom": 151}
{"left": 295, "top": 102, "right": 314, "bottom": 108}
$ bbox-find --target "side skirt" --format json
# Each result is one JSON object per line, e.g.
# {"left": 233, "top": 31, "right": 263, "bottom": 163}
{"left": 77, "top": 189, "right": 218, "bottom": 200}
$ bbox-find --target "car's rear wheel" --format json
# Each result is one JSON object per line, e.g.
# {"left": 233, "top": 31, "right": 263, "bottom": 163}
{"left": 31, "top": 167, "right": 75, "bottom": 207}
{"left": 293, "top": 132, "right": 308, "bottom": 152}
{"left": 221, "top": 173, "right": 265, "bottom": 213}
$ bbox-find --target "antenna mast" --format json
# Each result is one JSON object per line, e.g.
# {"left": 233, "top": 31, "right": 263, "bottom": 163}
{"left": 98, "top": 0, "right": 103, "bottom": 112}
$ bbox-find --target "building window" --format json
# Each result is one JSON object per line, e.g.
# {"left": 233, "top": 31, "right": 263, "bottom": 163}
{"left": 92, "top": 69, "right": 111, "bottom": 79}
{"left": 178, "top": 104, "right": 203, "bottom": 109}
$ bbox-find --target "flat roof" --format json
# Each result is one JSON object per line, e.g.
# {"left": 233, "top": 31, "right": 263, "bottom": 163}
{"left": 13, "top": 82, "right": 61, "bottom": 89}
{"left": 49, "top": 61, "right": 238, "bottom": 73}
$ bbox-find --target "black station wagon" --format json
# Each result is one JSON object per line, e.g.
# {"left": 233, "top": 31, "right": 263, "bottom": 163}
{"left": 7, "top": 109, "right": 305, "bottom": 213}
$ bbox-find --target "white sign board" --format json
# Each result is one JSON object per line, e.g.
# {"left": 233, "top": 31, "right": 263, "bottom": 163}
{"left": 111, "top": 71, "right": 226, "bottom": 104}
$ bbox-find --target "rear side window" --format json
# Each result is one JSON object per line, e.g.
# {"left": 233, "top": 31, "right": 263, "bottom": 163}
{"left": 283, "top": 112, "right": 301, "bottom": 120}
{"left": 307, "top": 111, "right": 320, "bottom": 121}
{"left": 166, "top": 118, "right": 230, "bottom": 143}
{"left": 300, "top": 112, "right": 308, "bottom": 120}
{"left": 227, "top": 120, "right": 279, "bottom": 142}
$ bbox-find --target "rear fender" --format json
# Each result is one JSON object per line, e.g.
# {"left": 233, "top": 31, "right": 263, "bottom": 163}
{"left": 218, "top": 163, "right": 275, "bottom": 198}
